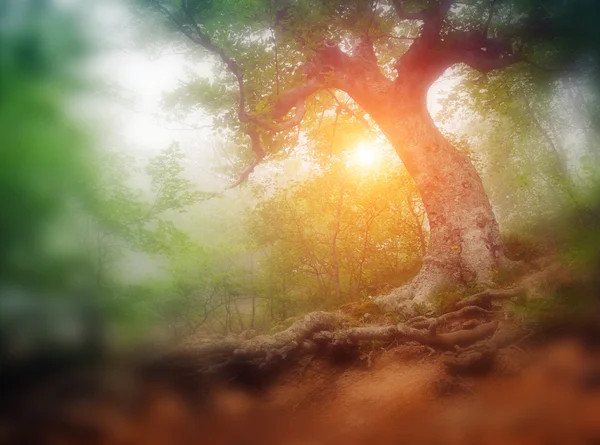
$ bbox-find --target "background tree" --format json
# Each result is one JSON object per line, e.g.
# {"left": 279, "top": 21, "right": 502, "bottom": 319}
{"left": 0, "top": 0, "right": 106, "bottom": 381}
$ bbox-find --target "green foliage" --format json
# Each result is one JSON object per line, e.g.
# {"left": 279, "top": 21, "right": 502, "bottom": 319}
{"left": 430, "top": 286, "right": 463, "bottom": 315}
{"left": 0, "top": 3, "right": 94, "bottom": 292}
{"left": 502, "top": 233, "right": 547, "bottom": 263}
{"left": 246, "top": 156, "right": 425, "bottom": 320}
{"left": 430, "top": 281, "right": 488, "bottom": 315}
{"left": 0, "top": 1, "right": 108, "bottom": 364}
{"left": 490, "top": 260, "right": 528, "bottom": 288}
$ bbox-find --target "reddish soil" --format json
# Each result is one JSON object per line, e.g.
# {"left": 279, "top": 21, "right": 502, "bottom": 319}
{"left": 6, "top": 339, "right": 600, "bottom": 445}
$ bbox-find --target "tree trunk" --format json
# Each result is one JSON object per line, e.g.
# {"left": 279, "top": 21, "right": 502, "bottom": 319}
{"left": 344, "top": 85, "right": 505, "bottom": 305}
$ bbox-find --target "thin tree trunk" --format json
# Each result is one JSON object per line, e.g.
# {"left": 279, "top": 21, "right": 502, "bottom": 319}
{"left": 250, "top": 253, "right": 256, "bottom": 329}
{"left": 233, "top": 298, "right": 245, "bottom": 332}
{"left": 330, "top": 176, "right": 345, "bottom": 300}
{"left": 250, "top": 295, "right": 256, "bottom": 329}
{"left": 355, "top": 209, "right": 383, "bottom": 295}
{"left": 224, "top": 295, "right": 231, "bottom": 335}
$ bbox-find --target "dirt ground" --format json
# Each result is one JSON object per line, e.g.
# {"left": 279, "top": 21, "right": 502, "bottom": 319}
{"left": 11, "top": 337, "right": 600, "bottom": 445}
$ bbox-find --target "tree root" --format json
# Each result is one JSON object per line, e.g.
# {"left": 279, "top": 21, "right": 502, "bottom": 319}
{"left": 454, "top": 288, "right": 524, "bottom": 310}
{"left": 443, "top": 323, "right": 526, "bottom": 375}
{"left": 408, "top": 306, "right": 493, "bottom": 333}
{"left": 155, "top": 311, "right": 347, "bottom": 371}
{"left": 148, "top": 305, "right": 504, "bottom": 385}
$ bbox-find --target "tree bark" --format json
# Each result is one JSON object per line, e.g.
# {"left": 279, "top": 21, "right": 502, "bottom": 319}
{"left": 334, "top": 70, "right": 505, "bottom": 305}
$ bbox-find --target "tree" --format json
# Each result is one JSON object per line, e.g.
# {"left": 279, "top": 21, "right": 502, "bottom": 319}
{"left": 141, "top": 0, "right": 596, "bottom": 304}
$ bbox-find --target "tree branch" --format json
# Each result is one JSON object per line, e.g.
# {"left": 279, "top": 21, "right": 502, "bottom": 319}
{"left": 326, "top": 90, "right": 370, "bottom": 129}
{"left": 150, "top": 1, "right": 315, "bottom": 188}
{"left": 461, "top": 50, "right": 522, "bottom": 73}
{"left": 420, "top": 0, "right": 454, "bottom": 42}
{"left": 272, "top": 78, "right": 323, "bottom": 119}
{"left": 352, "top": 35, "right": 379, "bottom": 67}
{"left": 445, "top": 32, "right": 524, "bottom": 73}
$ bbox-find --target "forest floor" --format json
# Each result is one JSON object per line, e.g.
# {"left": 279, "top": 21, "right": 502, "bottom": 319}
{"left": 6, "top": 259, "right": 600, "bottom": 445}
{"left": 61, "top": 336, "right": 600, "bottom": 445}
{"left": 214, "top": 338, "right": 600, "bottom": 445}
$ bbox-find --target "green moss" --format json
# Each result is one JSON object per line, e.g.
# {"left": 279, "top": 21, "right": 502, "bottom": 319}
{"left": 491, "top": 261, "right": 528, "bottom": 287}
{"left": 503, "top": 233, "right": 546, "bottom": 262}
{"left": 431, "top": 282, "right": 487, "bottom": 314}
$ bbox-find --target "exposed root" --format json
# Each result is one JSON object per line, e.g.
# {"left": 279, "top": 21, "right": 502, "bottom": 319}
{"left": 375, "top": 259, "right": 570, "bottom": 317}
{"left": 443, "top": 323, "right": 526, "bottom": 375}
{"left": 408, "top": 306, "right": 493, "bottom": 333}
{"left": 375, "top": 254, "right": 501, "bottom": 309}
{"left": 150, "top": 305, "right": 501, "bottom": 383}
{"left": 156, "top": 311, "right": 348, "bottom": 372}
{"left": 454, "top": 288, "right": 524, "bottom": 310}
{"left": 149, "top": 264, "right": 570, "bottom": 383}
{"left": 312, "top": 321, "right": 498, "bottom": 350}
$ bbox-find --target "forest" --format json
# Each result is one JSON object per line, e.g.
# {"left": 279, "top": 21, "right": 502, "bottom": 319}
{"left": 3, "top": 0, "right": 600, "bottom": 444}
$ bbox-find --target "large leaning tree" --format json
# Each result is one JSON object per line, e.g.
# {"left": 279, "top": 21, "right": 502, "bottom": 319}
{"left": 142, "top": 0, "right": 595, "bottom": 306}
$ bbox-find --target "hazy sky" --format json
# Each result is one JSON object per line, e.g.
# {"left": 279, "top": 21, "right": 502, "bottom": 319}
{"left": 80, "top": 0, "right": 217, "bottom": 178}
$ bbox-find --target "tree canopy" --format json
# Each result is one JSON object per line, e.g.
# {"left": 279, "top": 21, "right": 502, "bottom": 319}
{"left": 141, "top": 0, "right": 600, "bottom": 184}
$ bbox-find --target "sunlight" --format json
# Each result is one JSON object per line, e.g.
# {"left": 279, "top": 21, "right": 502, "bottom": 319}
{"left": 349, "top": 142, "right": 381, "bottom": 170}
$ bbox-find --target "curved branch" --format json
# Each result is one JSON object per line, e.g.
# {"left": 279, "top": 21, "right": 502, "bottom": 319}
{"left": 326, "top": 90, "right": 370, "bottom": 128}
{"left": 228, "top": 129, "right": 265, "bottom": 188}
{"left": 460, "top": 50, "right": 523, "bottom": 73}
{"left": 151, "top": 1, "right": 317, "bottom": 188}
{"left": 442, "top": 32, "right": 524, "bottom": 73}
{"left": 272, "top": 77, "right": 323, "bottom": 119}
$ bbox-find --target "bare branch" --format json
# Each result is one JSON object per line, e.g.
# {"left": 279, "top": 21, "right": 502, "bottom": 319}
{"left": 326, "top": 90, "right": 370, "bottom": 128}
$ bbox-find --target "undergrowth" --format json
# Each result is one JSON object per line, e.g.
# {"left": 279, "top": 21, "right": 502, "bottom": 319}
{"left": 431, "top": 281, "right": 487, "bottom": 314}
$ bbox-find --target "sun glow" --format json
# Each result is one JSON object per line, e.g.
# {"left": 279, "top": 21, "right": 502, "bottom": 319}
{"left": 349, "top": 142, "right": 381, "bottom": 169}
